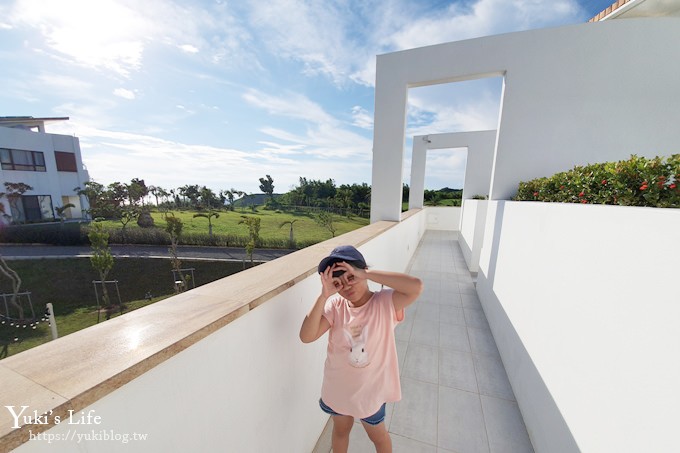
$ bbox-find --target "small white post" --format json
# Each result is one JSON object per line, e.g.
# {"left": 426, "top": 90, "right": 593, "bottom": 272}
{"left": 46, "top": 303, "right": 58, "bottom": 340}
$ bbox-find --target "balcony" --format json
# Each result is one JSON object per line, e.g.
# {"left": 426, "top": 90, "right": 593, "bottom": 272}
{"left": 0, "top": 208, "right": 531, "bottom": 452}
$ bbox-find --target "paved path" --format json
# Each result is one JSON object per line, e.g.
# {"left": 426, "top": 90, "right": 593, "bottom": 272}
{"left": 0, "top": 244, "right": 294, "bottom": 262}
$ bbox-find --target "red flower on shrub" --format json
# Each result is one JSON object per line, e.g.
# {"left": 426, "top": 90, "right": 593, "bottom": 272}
{"left": 580, "top": 200, "right": 587, "bottom": 204}
{"left": 533, "top": 192, "right": 538, "bottom": 197}
{"left": 671, "top": 183, "right": 677, "bottom": 189}
{"left": 560, "top": 185, "right": 565, "bottom": 190}
{"left": 578, "top": 191, "right": 585, "bottom": 197}
{"left": 602, "top": 180, "right": 607, "bottom": 185}
{"left": 640, "top": 184, "right": 648, "bottom": 191}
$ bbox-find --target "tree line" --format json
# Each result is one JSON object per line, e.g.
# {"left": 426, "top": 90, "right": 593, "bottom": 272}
{"left": 75, "top": 176, "right": 371, "bottom": 219}
{"left": 73, "top": 175, "right": 462, "bottom": 221}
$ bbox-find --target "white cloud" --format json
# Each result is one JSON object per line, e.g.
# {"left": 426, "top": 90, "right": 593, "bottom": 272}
{"left": 243, "top": 89, "right": 372, "bottom": 160}
{"left": 178, "top": 44, "right": 199, "bottom": 54}
{"left": 242, "top": 88, "right": 336, "bottom": 125}
{"left": 5, "top": 0, "right": 257, "bottom": 77}
{"left": 351, "top": 106, "right": 373, "bottom": 130}
{"left": 8, "top": 0, "right": 149, "bottom": 76}
{"left": 113, "top": 88, "right": 135, "bottom": 100}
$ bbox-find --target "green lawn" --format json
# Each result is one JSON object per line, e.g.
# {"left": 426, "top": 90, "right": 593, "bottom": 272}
{"left": 101, "top": 208, "right": 369, "bottom": 246}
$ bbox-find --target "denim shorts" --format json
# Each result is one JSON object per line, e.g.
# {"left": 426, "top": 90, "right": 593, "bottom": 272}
{"left": 319, "top": 399, "right": 386, "bottom": 426}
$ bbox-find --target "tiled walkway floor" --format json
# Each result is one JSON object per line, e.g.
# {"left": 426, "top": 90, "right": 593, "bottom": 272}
{"left": 314, "top": 230, "right": 534, "bottom": 452}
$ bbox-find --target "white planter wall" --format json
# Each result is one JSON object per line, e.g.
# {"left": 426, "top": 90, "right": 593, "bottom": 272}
{"left": 476, "top": 201, "right": 680, "bottom": 453}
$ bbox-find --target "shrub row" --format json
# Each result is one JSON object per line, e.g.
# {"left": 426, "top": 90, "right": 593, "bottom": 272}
{"left": 0, "top": 223, "right": 312, "bottom": 249}
{"left": 105, "top": 228, "right": 311, "bottom": 249}
{"left": 0, "top": 222, "right": 87, "bottom": 245}
{"left": 514, "top": 154, "right": 679, "bottom": 208}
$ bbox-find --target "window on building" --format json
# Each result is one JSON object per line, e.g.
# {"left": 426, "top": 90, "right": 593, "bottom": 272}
{"left": 55, "top": 151, "right": 78, "bottom": 172}
{"left": 0, "top": 148, "right": 46, "bottom": 172}
{"left": 9, "top": 195, "right": 54, "bottom": 223}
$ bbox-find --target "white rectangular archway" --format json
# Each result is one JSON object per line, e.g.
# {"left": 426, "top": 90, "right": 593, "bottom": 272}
{"left": 408, "top": 130, "right": 497, "bottom": 209}
{"left": 370, "top": 18, "right": 680, "bottom": 222}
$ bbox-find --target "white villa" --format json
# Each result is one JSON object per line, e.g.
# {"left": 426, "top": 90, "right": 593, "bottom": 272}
{"left": 0, "top": 116, "right": 90, "bottom": 224}
{"left": 1, "top": 1, "right": 679, "bottom": 452}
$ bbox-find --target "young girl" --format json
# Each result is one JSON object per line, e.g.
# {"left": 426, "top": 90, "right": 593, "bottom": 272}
{"left": 300, "top": 245, "right": 423, "bottom": 453}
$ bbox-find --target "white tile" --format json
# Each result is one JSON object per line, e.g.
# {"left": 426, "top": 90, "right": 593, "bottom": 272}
{"left": 438, "top": 387, "right": 490, "bottom": 453}
{"left": 390, "top": 378, "right": 439, "bottom": 445}
{"left": 441, "top": 280, "right": 462, "bottom": 294}
{"left": 468, "top": 327, "right": 500, "bottom": 357}
{"left": 440, "top": 306, "right": 465, "bottom": 326}
{"left": 396, "top": 340, "right": 408, "bottom": 371}
{"left": 439, "top": 349, "right": 478, "bottom": 393}
{"left": 391, "top": 433, "right": 437, "bottom": 452}
{"left": 385, "top": 401, "right": 396, "bottom": 428}
{"left": 403, "top": 343, "right": 439, "bottom": 384}
{"left": 464, "top": 307, "right": 491, "bottom": 330}
{"left": 461, "top": 293, "right": 482, "bottom": 309}
{"left": 347, "top": 423, "right": 377, "bottom": 453}
{"left": 439, "top": 323, "right": 471, "bottom": 353}
{"left": 438, "top": 292, "right": 463, "bottom": 307}
{"left": 415, "top": 302, "right": 441, "bottom": 323}
{"left": 480, "top": 395, "right": 534, "bottom": 453}
{"left": 411, "top": 319, "right": 440, "bottom": 347}
{"left": 473, "top": 354, "right": 515, "bottom": 401}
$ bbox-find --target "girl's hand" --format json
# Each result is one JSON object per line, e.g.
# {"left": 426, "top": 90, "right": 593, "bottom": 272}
{"left": 319, "top": 264, "right": 339, "bottom": 299}
{"left": 334, "top": 261, "right": 367, "bottom": 285}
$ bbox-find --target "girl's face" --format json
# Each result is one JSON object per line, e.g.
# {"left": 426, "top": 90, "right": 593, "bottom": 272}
{"left": 332, "top": 270, "right": 369, "bottom": 304}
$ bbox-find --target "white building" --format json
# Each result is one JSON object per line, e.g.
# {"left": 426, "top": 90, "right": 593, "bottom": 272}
{"left": 0, "top": 116, "right": 90, "bottom": 224}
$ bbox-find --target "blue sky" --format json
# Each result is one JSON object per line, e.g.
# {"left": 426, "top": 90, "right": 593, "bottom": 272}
{"left": 0, "top": 0, "right": 615, "bottom": 195}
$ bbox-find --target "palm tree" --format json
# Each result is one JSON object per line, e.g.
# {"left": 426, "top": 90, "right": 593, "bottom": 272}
{"left": 54, "top": 203, "right": 76, "bottom": 222}
{"left": 224, "top": 188, "right": 245, "bottom": 211}
{"left": 193, "top": 210, "right": 220, "bottom": 239}
{"left": 279, "top": 219, "right": 299, "bottom": 248}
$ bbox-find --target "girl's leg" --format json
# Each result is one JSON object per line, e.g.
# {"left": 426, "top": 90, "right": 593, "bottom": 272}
{"left": 331, "top": 415, "right": 354, "bottom": 453}
{"left": 361, "top": 421, "right": 392, "bottom": 453}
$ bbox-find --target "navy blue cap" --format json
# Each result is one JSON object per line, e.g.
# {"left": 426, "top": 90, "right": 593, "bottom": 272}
{"left": 317, "top": 245, "right": 367, "bottom": 274}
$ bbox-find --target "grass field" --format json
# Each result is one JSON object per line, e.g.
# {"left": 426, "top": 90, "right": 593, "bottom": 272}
{"left": 100, "top": 208, "right": 370, "bottom": 246}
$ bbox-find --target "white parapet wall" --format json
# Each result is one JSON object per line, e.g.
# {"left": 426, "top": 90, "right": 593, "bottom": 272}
{"left": 424, "top": 206, "right": 461, "bottom": 231}
{"left": 475, "top": 201, "right": 680, "bottom": 453}
{"left": 459, "top": 200, "right": 488, "bottom": 272}
{"left": 8, "top": 210, "right": 426, "bottom": 453}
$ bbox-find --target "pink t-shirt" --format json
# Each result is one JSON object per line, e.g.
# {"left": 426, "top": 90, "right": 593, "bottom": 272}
{"left": 321, "top": 289, "right": 404, "bottom": 418}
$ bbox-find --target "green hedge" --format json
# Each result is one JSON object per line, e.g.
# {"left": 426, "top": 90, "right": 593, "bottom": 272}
{"left": 0, "top": 222, "right": 87, "bottom": 245}
{"left": 514, "top": 154, "right": 679, "bottom": 208}
{"left": 0, "top": 223, "right": 313, "bottom": 249}
{"left": 104, "top": 228, "right": 312, "bottom": 249}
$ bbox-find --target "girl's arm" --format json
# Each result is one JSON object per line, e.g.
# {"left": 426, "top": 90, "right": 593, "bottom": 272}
{"left": 335, "top": 262, "right": 423, "bottom": 312}
{"left": 299, "top": 266, "right": 335, "bottom": 343}
{"left": 364, "top": 269, "right": 423, "bottom": 312}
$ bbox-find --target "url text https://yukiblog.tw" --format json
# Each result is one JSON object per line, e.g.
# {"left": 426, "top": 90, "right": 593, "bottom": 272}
{"left": 29, "top": 429, "right": 148, "bottom": 445}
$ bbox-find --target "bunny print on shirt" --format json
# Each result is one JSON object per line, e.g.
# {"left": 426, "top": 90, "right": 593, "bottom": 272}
{"left": 343, "top": 325, "right": 370, "bottom": 368}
